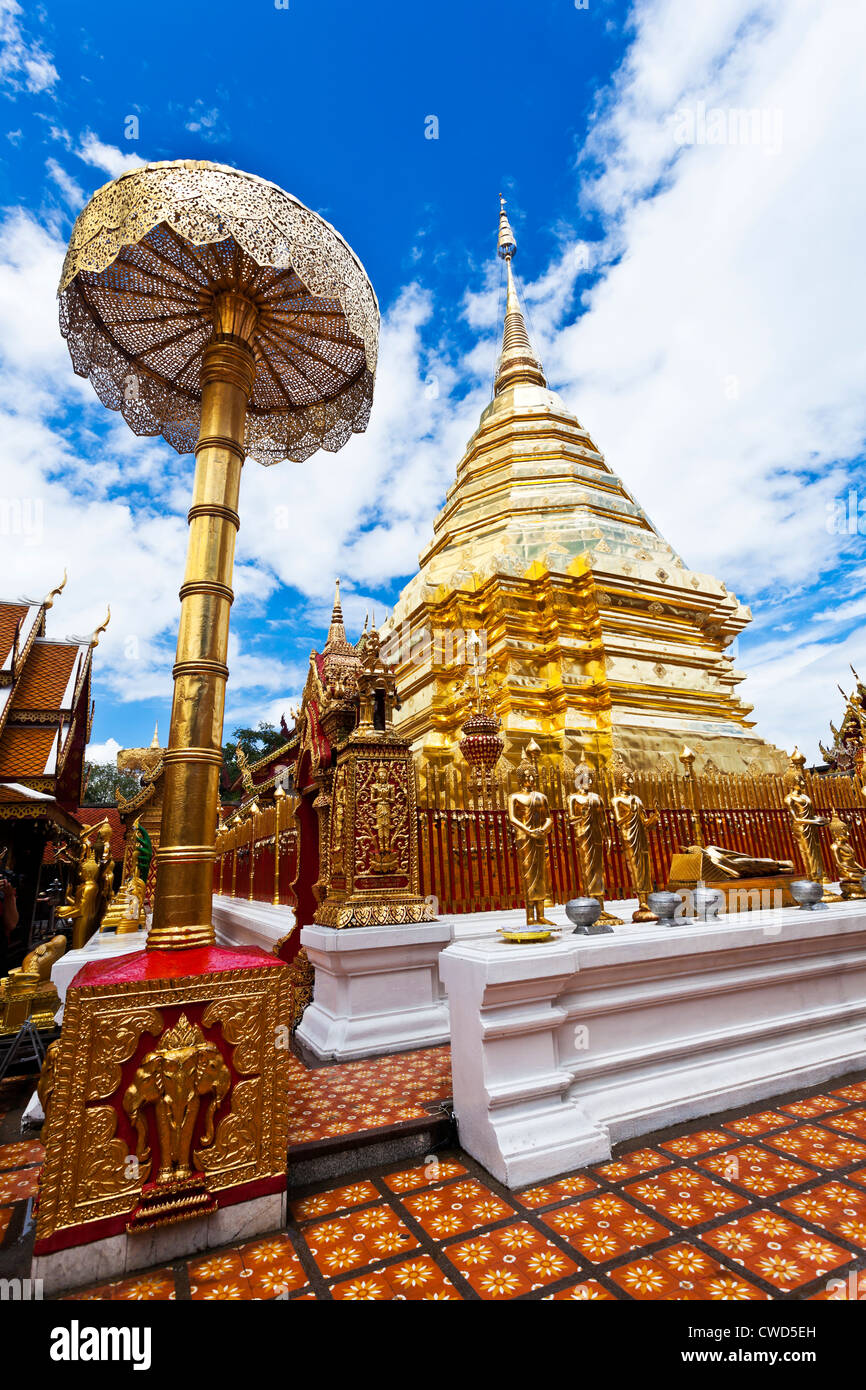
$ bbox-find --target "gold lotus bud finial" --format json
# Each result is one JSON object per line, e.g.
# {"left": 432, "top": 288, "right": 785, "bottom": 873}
{"left": 679, "top": 744, "right": 696, "bottom": 773}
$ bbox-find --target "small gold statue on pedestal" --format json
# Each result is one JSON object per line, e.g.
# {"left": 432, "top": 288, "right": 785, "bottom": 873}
{"left": 55, "top": 836, "right": 102, "bottom": 949}
{"left": 829, "top": 809, "right": 866, "bottom": 899}
{"left": 783, "top": 749, "right": 840, "bottom": 902}
{"left": 567, "top": 760, "right": 622, "bottom": 925}
{"left": 504, "top": 740, "right": 556, "bottom": 941}
{"left": 611, "top": 757, "right": 659, "bottom": 922}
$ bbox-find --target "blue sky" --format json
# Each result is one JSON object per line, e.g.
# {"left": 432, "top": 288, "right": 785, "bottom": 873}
{"left": 1, "top": 0, "right": 864, "bottom": 763}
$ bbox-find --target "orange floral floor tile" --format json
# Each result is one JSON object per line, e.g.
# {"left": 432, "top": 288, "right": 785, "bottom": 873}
{"left": 659, "top": 1129, "right": 732, "bottom": 1158}
{"left": 6, "top": 1060, "right": 866, "bottom": 1301}
{"left": 382, "top": 1158, "right": 467, "bottom": 1192}
{"left": 514, "top": 1174, "right": 598, "bottom": 1208}
{"left": 65, "top": 1271, "right": 176, "bottom": 1301}
{"left": 544, "top": 1278, "right": 617, "bottom": 1299}
{"left": 593, "top": 1147, "right": 672, "bottom": 1181}
{"left": 330, "top": 1255, "right": 461, "bottom": 1300}
{"left": 541, "top": 1193, "right": 669, "bottom": 1263}
{"left": 810, "top": 1268, "right": 866, "bottom": 1300}
{"left": 822, "top": 1107, "right": 866, "bottom": 1141}
{"left": 833, "top": 1080, "right": 866, "bottom": 1103}
{"left": 0, "top": 1139, "right": 43, "bottom": 1171}
{"left": 239, "top": 1233, "right": 310, "bottom": 1298}
{"left": 608, "top": 1242, "right": 768, "bottom": 1300}
{"left": 285, "top": 1045, "right": 452, "bottom": 1146}
{"left": 623, "top": 1167, "right": 747, "bottom": 1227}
{"left": 780, "top": 1094, "right": 847, "bottom": 1119}
{"left": 700, "top": 1210, "right": 851, "bottom": 1292}
{"left": 763, "top": 1123, "right": 866, "bottom": 1169}
{"left": 188, "top": 1249, "right": 257, "bottom": 1301}
{"left": 0, "top": 1166, "right": 39, "bottom": 1202}
{"left": 778, "top": 1181, "right": 866, "bottom": 1246}
{"left": 698, "top": 1144, "right": 815, "bottom": 1197}
{"left": 721, "top": 1109, "right": 792, "bottom": 1137}
{"left": 400, "top": 1177, "right": 516, "bottom": 1239}
{"left": 304, "top": 1203, "right": 418, "bottom": 1278}
{"left": 445, "top": 1221, "right": 580, "bottom": 1297}
{"left": 290, "top": 1179, "right": 379, "bottom": 1220}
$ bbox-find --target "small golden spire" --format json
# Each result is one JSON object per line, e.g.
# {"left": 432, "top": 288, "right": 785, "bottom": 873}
{"left": 494, "top": 195, "right": 546, "bottom": 396}
{"left": 150, "top": 722, "right": 160, "bottom": 749}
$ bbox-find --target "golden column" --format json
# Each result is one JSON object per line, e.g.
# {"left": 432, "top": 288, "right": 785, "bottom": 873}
{"left": 57, "top": 159, "right": 379, "bottom": 951}
{"left": 152, "top": 294, "right": 257, "bottom": 947}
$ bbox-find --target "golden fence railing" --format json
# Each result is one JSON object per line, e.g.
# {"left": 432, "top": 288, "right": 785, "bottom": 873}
{"left": 210, "top": 769, "right": 865, "bottom": 916}
{"left": 212, "top": 796, "right": 299, "bottom": 907}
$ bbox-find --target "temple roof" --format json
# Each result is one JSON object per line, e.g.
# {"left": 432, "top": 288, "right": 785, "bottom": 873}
{"left": 0, "top": 579, "right": 100, "bottom": 812}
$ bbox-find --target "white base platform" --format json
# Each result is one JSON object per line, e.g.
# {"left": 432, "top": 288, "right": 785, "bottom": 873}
{"left": 32, "top": 1189, "right": 286, "bottom": 1297}
{"left": 296, "top": 920, "right": 454, "bottom": 1062}
{"left": 439, "top": 900, "right": 866, "bottom": 1188}
{"left": 212, "top": 894, "right": 295, "bottom": 953}
{"left": 52, "top": 928, "right": 148, "bottom": 1020}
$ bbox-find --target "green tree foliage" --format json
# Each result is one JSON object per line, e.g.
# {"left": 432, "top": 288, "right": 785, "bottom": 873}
{"left": 82, "top": 761, "right": 142, "bottom": 806}
{"left": 222, "top": 721, "right": 287, "bottom": 801}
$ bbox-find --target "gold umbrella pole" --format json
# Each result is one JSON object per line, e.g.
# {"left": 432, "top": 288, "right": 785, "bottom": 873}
{"left": 147, "top": 291, "right": 257, "bottom": 950}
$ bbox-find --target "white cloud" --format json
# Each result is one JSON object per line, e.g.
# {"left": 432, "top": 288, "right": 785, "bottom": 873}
{"left": 184, "top": 100, "right": 227, "bottom": 143}
{"left": 45, "top": 157, "right": 84, "bottom": 210}
{"left": 85, "top": 737, "right": 122, "bottom": 765}
{"left": 0, "top": 0, "right": 57, "bottom": 95}
{"left": 522, "top": 0, "right": 866, "bottom": 761}
{"left": 75, "top": 132, "right": 147, "bottom": 179}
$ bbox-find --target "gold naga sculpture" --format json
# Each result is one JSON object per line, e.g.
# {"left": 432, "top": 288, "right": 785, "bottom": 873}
{"left": 829, "top": 809, "right": 866, "bottom": 899}
{"left": 567, "top": 760, "right": 622, "bottom": 925}
{"left": 611, "top": 756, "right": 659, "bottom": 922}
{"left": 506, "top": 740, "right": 556, "bottom": 936}
{"left": 783, "top": 748, "right": 839, "bottom": 901}
{"left": 0, "top": 934, "right": 66, "bottom": 1034}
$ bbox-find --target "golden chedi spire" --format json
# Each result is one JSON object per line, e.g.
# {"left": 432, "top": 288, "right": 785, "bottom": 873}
{"left": 326, "top": 579, "right": 349, "bottom": 650}
{"left": 494, "top": 195, "right": 546, "bottom": 396}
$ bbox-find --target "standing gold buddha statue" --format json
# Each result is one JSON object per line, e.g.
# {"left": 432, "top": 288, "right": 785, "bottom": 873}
{"left": 567, "top": 761, "right": 622, "bottom": 925}
{"left": 783, "top": 749, "right": 839, "bottom": 902}
{"left": 611, "top": 758, "right": 659, "bottom": 923}
{"left": 507, "top": 745, "right": 555, "bottom": 929}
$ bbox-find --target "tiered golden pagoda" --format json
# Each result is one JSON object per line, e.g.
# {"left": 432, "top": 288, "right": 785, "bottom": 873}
{"left": 385, "top": 198, "right": 785, "bottom": 776}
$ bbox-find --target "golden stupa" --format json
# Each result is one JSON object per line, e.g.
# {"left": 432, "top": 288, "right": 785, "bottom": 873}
{"left": 385, "top": 198, "right": 785, "bottom": 776}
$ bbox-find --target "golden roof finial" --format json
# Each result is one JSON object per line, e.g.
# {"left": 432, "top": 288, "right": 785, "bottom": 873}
{"left": 150, "top": 722, "right": 160, "bottom": 749}
{"left": 494, "top": 195, "right": 546, "bottom": 396}
{"left": 43, "top": 569, "right": 67, "bottom": 611}
{"left": 90, "top": 606, "right": 111, "bottom": 648}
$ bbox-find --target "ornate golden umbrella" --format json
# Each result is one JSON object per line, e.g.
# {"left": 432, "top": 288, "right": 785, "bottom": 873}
{"left": 60, "top": 160, "right": 379, "bottom": 949}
